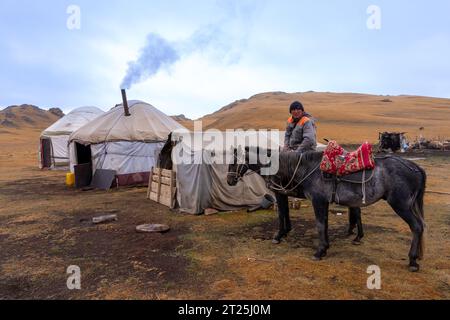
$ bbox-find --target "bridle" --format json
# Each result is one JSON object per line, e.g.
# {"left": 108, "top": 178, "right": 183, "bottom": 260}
{"left": 228, "top": 152, "right": 261, "bottom": 182}
{"left": 228, "top": 150, "right": 320, "bottom": 192}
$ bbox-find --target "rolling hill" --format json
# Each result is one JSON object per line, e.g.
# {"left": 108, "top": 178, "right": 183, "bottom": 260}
{"left": 0, "top": 105, "right": 64, "bottom": 176}
{"left": 0, "top": 105, "right": 63, "bottom": 133}
{"left": 1, "top": 92, "right": 450, "bottom": 145}
{"left": 198, "top": 92, "right": 450, "bottom": 144}
{"left": 170, "top": 114, "right": 194, "bottom": 130}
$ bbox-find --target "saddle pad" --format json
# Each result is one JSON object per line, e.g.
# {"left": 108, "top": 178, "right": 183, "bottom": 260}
{"left": 320, "top": 141, "right": 375, "bottom": 176}
{"left": 320, "top": 141, "right": 345, "bottom": 174}
{"left": 338, "top": 142, "right": 375, "bottom": 176}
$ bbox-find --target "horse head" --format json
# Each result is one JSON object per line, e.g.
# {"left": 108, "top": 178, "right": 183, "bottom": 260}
{"left": 227, "top": 147, "right": 273, "bottom": 186}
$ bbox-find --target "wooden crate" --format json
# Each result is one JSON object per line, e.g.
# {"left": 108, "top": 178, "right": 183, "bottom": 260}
{"left": 273, "top": 198, "right": 305, "bottom": 211}
{"left": 146, "top": 167, "right": 177, "bottom": 209}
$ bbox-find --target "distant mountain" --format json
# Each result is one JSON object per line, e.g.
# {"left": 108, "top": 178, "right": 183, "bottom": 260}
{"left": 199, "top": 92, "right": 450, "bottom": 144}
{"left": 171, "top": 114, "right": 194, "bottom": 130}
{"left": 0, "top": 104, "right": 64, "bottom": 131}
{"left": 3, "top": 92, "right": 450, "bottom": 144}
{"left": 171, "top": 114, "right": 191, "bottom": 122}
{"left": 49, "top": 108, "right": 64, "bottom": 118}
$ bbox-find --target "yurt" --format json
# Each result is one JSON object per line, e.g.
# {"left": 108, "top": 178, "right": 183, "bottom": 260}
{"left": 39, "top": 106, "right": 104, "bottom": 169}
{"left": 68, "top": 99, "right": 186, "bottom": 187}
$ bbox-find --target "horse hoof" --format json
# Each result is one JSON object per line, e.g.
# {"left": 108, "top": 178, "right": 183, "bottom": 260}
{"left": 409, "top": 265, "right": 420, "bottom": 272}
{"left": 312, "top": 255, "right": 322, "bottom": 261}
{"left": 352, "top": 239, "right": 362, "bottom": 246}
{"left": 272, "top": 239, "right": 281, "bottom": 245}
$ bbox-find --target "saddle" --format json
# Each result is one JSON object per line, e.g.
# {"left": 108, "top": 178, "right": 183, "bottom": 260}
{"left": 320, "top": 141, "right": 376, "bottom": 205}
{"left": 320, "top": 140, "right": 375, "bottom": 176}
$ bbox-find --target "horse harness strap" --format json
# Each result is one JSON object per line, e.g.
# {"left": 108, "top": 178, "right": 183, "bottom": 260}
{"left": 269, "top": 154, "right": 321, "bottom": 193}
{"left": 329, "top": 174, "right": 339, "bottom": 204}
{"left": 338, "top": 169, "right": 376, "bottom": 184}
{"left": 325, "top": 169, "right": 376, "bottom": 205}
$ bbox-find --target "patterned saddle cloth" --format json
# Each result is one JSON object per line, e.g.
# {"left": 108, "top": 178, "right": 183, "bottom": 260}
{"left": 320, "top": 141, "right": 376, "bottom": 176}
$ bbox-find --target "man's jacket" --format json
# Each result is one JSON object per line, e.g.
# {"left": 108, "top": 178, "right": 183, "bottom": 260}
{"left": 284, "top": 113, "right": 317, "bottom": 152}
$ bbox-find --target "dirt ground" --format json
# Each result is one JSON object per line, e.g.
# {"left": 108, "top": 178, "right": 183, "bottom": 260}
{"left": 0, "top": 131, "right": 449, "bottom": 300}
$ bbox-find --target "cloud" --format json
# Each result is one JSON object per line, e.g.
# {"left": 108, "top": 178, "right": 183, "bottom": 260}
{"left": 120, "top": 0, "right": 264, "bottom": 90}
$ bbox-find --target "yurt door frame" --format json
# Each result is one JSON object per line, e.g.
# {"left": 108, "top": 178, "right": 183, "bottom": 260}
{"left": 75, "top": 142, "right": 92, "bottom": 166}
{"left": 40, "top": 138, "right": 53, "bottom": 169}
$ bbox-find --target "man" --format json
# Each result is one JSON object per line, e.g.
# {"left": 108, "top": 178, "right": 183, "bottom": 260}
{"left": 284, "top": 101, "right": 317, "bottom": 152}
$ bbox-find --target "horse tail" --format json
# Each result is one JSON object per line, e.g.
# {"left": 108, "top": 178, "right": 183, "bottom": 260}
{"left": 412, "top": 164, "right": 426, "bottom": 260}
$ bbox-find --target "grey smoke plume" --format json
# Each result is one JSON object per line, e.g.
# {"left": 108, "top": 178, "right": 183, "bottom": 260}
{"left": 120, "top": 0, "right": 264, "bottom": 90}
{"left": 120, "top": 33, "right": 180, "bottom": 90}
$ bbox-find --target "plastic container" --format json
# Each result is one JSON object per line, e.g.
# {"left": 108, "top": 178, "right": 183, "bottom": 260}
{"left": 66, "top": 173, "right": 75, "bottom": 187}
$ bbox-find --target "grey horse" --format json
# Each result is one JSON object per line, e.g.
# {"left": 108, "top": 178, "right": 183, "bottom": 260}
{"left": 227, "top": 148, "right": 426, "bottom": 272}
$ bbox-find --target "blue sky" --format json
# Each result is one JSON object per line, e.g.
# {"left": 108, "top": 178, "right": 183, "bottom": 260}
{"left": 1, "top": 0, "right": 449, "bottom": 118}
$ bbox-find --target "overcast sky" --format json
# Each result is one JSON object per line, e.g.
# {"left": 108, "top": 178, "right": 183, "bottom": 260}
{"left": 1, "top": 0, "right": 449, "bottom": 118}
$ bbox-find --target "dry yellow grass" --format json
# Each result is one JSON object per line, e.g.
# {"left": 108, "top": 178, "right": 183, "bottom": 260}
{"left": 198, "top": 92, "right": 450, "bottom": 144}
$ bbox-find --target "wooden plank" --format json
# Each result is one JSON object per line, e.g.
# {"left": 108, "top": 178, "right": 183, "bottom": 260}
{"left": 154, "top": 168, "right": 173, "bottom": 178}
{"left": 157, "top": 170, "right": 162, "bottom": 203}
{"left": 148, "top": 168, "right": 177, "bottom": 208}
{"left": 152, "top": 175, "right": 172, "bottom": 185}
{"left": 163, "top": 169, "right": 173, "bottom": 178}
{"left": 162, "top": 186, "right": 176, "bottom": 198}
{"left": 151, "top": 182, "right": 175, "bottom": 198}
{"left": 146, "top": 167, "right": 154, "bottom": 199}
{"left": 169, "top": 171, "right": 174, "bottom": 209}
{"left": 159, "top": 196, "right": 172, "bottom": 207}
{"left": 150, "top": 192, "right": 173, "bottom": 207}
{"left": 426, "top": 190, "right": 450, "bottom": 195}
{"left": 150, "top": 192, "right": 158, "bottom": 202}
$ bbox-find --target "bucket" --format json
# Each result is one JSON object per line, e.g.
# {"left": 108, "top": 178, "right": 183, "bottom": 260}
{"left": 66, "top": 173, "right": 75, "bottom": 187}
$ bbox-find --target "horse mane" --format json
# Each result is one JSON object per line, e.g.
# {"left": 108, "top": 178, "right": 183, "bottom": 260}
{"left": 277, "top": 151, "right": 323, "bottom": 180}
{"left": 301, "top": 151, "right": 324, "bottom": 164}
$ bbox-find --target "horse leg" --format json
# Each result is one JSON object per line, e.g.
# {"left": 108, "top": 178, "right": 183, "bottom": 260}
{"left": 389, "top": 204, "right": 424, "bottom": 272}
{"left": 273, "top": 193, "right": 290, "bottom": 244}
{"left": 348, "top": 207, "right": 357, "bottom": 236}
{"left": 312, "top": 200, "right": 330, "bottom": 260}
{"left": 285, "top": 204, "right": 292, "bottom": 233}
{"left": 349, "top": 207, "right": 364, "bottom": 245}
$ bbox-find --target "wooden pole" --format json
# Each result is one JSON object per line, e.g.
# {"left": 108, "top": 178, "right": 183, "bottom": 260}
{"left": 157, "top": 168, "right": 162, "bottom": 203}
{"left": 426, "top": 190, "right": 450, "bottom": 196}
{"left": 147, "top": 167, "right": 154, "bottom": 199}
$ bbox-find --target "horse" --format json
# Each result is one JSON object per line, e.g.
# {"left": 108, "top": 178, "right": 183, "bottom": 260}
{"left": 227, "top": 148, "right": 426, "bottom": 272}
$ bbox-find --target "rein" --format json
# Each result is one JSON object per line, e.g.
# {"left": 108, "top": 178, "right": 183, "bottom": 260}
{"left": 228, "top": 151, "right": 320, "bottom": 193}
{"left": 270, "top": 155, "right": 321, "bottom": 193}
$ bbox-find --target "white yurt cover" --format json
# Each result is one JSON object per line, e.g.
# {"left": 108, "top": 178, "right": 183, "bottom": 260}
{"left": 39, "top": 106, "right": 104, "bottom": 168}
{"left": 42, "top": 106, "right": 104, "bottom": 136}
{"left": 69, "top": 101, "right": 186, "bottom": 185}
{"left": 69, "top": 101, "right": 184, "bottom": 144}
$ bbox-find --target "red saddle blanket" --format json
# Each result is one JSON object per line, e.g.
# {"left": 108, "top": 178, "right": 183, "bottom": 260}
{"left": 320, "top": 141, "right": 375, "bottom": 176}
